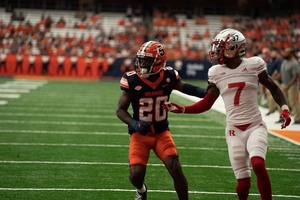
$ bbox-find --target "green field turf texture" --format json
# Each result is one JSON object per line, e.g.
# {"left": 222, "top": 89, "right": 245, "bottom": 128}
{"left": 0, "top": 78, "right": 299, "bottom": 200}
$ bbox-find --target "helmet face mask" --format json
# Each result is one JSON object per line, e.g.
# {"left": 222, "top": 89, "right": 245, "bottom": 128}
{"left": 209, "top": 29, "right": 246, "bottom": 65}
{"left": 134, "top": 56, "right": 155, "bottom": 78}
{"left": 135, "top": 41, "right": 166, "bottom": 78}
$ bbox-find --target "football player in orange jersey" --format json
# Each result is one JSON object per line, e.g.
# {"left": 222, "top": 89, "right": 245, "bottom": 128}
{"left": 164, "top": 29, "right": 291, "bottom": 200}
{"left": 116, "top": 41, "right": 206, "bottom": 200}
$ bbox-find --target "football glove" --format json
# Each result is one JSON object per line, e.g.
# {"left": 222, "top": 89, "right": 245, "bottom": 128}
{"left": 129, "top": 119, "right": 151, "bottom": 135}
{"left": 280, "top": 109, "right": 291, "bottom": 129}
{"left": 163, "top": 102, "right": 185, "bottom": 113}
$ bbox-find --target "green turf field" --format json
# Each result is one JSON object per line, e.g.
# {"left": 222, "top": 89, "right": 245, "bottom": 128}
{"left": 0, "top": 78, "right": 299, "bottom": 200}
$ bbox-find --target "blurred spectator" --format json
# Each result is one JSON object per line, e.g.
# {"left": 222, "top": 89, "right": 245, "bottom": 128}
{"left": 10, "top": 10, "right": 25, "bottom": 21}
{"left": 120, "top": 58, "right": 134, "bottom": 73}
{"left": 0, "top": 51, "right": 7, "bottom": 73}
{"left": 279, "top": 48, "right": 300, "bottom": 123}
{"left": 56, "top": 54, "right": 66, "bottom": 75}
{"left": 15, "top": 51, "right": 23, "bottom": 74}
{"left": 84, "top": 53, "right": 93, "bottom": 76}
{"left": 41, "top": 52, "right": 50, "bottom": 75}
{"left": 191, "top": 31, "right": 202, "bottom": 41}
{"left": 97, "top": 57, "right": 104, "bottom": 76}
{"left": 69, "top": 52, "right": 79, "bottom": 76}
{"left": 261, "top": 48, "right": 282, "bottom": 115}
{"left": 202, "top": 28, "right": 211, "bottom": 38}
{"left": 195, "top": 15, "right": 208, "bottom": 25}
{"left": 90, "top": 14, "right": 101, "bottom": 24}
{"left": 27, "top": 53, "right": 36, "bottom": 74}
{"left": 56, "top": 17, "right": 66, "bottom": 28}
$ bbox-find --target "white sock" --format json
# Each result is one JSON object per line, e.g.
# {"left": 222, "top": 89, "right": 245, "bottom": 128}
{"left": 138, "top": 184, "right": 146, "bottom": 193}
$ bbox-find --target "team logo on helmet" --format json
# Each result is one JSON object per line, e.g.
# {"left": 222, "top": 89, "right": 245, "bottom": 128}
{"left": 157, "top": 45, "right": 165, "bottom": 56}
{"left": 135, "top": 41, "right": 167, "bottom": 78}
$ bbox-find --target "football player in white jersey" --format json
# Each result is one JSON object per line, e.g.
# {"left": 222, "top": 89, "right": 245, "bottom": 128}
{"left": 164, "top": 29, "right": 291, "bottom": 200}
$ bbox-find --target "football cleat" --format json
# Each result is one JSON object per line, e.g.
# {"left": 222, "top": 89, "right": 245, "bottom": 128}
{"left": 135, "top": 183, "right": 147, "bottom": 200}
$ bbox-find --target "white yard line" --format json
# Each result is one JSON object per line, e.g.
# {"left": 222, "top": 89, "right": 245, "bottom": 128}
{"left": 0, "top": 160, "right": 299, "bottom": 172}
{"left": 0, "top": 187, "right": 299, "bottom": 198}
{"left": 0, "top": 94, "right": 20, "bottom": 98}
{"left": 0, "top": 119, "right": 224, "bottom": 129}
{"left": 0, "top": 142, "right": 298, "bottom": 152}
{"left": 0, "top": 142, "right": 228, "bottom": 151}
{"left": 0, "top": 100, "right": 7, "bottom": 105}
{"left": 0, "top": 129, "right": 224, "bottom": 138}
{"left": 0, "top": 80, "right": 47, "bottom": 105}
{"left": 0, "top": 112, "right": 215, "bottom": 122}
{"left": 0, "top": 129, "right": 298, "bottom": 150}
{"left": 0, "top": 188, "right": 300, "bottom": 199}
{"left": 0, "top": 89, "right": 30, "bottom": 93}
{"left": 0, "top": 84, "right": 39, "bottom": 89}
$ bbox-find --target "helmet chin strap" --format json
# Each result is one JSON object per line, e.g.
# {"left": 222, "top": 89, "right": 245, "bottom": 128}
{"left": 139, "top": 68, "right": 150, "bottom": 78}
{"left": 218, "top": 57, "right": 227, "bottom": 64}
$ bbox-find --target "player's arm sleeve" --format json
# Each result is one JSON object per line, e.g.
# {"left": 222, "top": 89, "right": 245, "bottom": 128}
{"left": 181, "top": 83, "right": 207, "bottom": 98}
{"left": 184, "top": 90, "right": 219, "bottom": 113}
{"left": 183, "top": 81, "right": 219, "bottom": 114}
{"left": 174, "top": 69, "right": 207, "bottom": 98}
{"left": 120, "top": 74, "right": 130, "bottom": 92}
{"left": 182, "top": 67, "right": 219, "bottom": 113}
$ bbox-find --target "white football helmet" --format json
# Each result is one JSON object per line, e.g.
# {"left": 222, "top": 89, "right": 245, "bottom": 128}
{"left": 134, "top": 41, "right": 167, "bottom": 78}
{"left": 209, "top": 28, "right": 246, "bottom": 64}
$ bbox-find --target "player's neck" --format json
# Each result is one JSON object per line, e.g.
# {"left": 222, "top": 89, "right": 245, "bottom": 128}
{"left": 226, "top": 58, "right": 243, "bottom": 69}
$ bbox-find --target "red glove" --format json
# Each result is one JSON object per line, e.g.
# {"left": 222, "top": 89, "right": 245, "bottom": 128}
{"left": 163, "top": 102, "right": 185, "bottom": 113}
{"left": 280, "top": 109, "right": 291, "bottom": 129}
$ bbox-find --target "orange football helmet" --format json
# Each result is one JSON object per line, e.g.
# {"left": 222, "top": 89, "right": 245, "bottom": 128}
{"left": 134, "top": 41, "right": 167, "bottom": 78}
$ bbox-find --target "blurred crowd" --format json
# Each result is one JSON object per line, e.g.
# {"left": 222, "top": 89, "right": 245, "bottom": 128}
{"left": 0, "top": 9, "right": 300, "bottom": 62}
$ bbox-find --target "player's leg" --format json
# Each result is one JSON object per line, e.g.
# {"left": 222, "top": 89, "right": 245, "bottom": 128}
{"left": 163, "top": 155, "right": 188, "bottom": 200}
{"left": 129, "top": 133, "right": 152, "bottom": 199}
{"left": 129, "top": 165, "right": 147, "bottom": 198}
{"left": 155, "top": 131, "right": 188, "bottom": 200}
{"left": 225, "top": 126, "right": 251, "bottom": 200}
{"left": 247, "top": 122, "right": 272, "bottom": 200}
{"left": 236, "top": 177, "right": 251, "bottom": 200}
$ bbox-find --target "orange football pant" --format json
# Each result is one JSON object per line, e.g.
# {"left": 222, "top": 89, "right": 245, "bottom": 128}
{"left": 129, "top": 130, "right": 178, "bottom": 166}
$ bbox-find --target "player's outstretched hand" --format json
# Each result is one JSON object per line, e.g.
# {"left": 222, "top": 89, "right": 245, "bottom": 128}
{"left": 280, "top": 109, "right": 291, "bottom": 129}
{"left": 163, "top": 102, "right": 185, "bottom": 113}
{"left": 129, "top": 119, "right": 151, "bottom": 135}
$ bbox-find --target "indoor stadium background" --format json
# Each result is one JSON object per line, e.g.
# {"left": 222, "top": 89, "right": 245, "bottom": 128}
{"left": 0, "top": 0, "right": 299, "bottom": 199}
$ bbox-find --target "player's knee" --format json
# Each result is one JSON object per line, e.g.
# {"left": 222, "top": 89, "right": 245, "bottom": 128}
{"left": 165, "top": 157, "right": 183, "bottom": 177}
{"left": 129, "top": 165, "right": 146, "bottom": 184}
{"left": 251, "top": 157, "right": 265, "bottom": 174}
{"left": 236, "top": 178, "right": 251, "bottom": 193}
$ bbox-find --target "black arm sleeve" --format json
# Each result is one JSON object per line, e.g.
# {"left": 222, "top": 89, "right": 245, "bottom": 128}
{"left": 182, "top": 83, "right": 207, "bottom": 98}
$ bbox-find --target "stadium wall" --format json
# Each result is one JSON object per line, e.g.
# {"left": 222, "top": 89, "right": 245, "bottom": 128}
{"left": 0, "top": 56, "right": 210, "bottom": 80}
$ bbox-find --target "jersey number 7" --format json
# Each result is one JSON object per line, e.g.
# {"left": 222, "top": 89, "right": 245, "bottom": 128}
{"left": 228, "top": 82, "right": 245, "bottom": 106}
